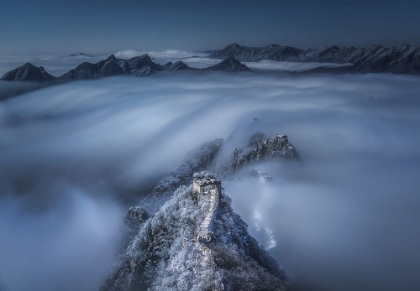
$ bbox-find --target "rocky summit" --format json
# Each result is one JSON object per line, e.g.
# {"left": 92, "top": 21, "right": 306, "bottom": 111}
{"left": 101, "top": 171, "right": 291, "bottom": 291}
{"left": 205, "top": 56, "right": 252, "bottom": 72}
{"left": 0, "top": 63, "right": 56, "bottom": 81}
{"left": 101, "top": 132, "right": 299, "bottom": 290}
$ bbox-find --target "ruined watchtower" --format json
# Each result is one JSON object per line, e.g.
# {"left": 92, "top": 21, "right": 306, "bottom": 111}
{"left": 193, "top": 172, "right": 222, "bottom": 195}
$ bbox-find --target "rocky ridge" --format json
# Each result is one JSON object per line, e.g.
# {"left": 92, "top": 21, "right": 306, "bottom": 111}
{"left": 0, "top": 55, "right": 251, "bottom": 82}
{"left": 101, "top": 172, "right": 291, "bottom": 291}
{"left": 136, "top": 133, "right": 298, "bottom": 213}
{"left": 102, "top": 133, "right": 298, "bottom": 290}
{"left": 204, "top": 56, "right": 252, "bottom": 72}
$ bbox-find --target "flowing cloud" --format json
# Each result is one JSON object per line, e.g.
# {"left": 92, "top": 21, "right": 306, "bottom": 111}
{"left": 0, "top": 72, "right": 420, "bottom": 291}
{"left": 243, "top": 60, "right": 353, "bottom": 72}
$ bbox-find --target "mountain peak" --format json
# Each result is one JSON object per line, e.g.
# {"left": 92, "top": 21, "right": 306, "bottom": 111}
{"left": 397, "top": 43, "right": 411, "bottom": 50}
{"left": 106, "top": 54, "right": 117, "bottom": 61}
{"left": 226, "top": 43, "right": 243, "bottom": 49}
{"left": 1, "top": 62, "right": 55, "bottom": 82}
{"left": 166, "top": 60, "right": 193, "bottom": 71}
{"left": 205, "top": 57, "right": 252, "bottom": 72}
{"left": 266, "top": 43, "right": 280, "bottom": 49}
{"left": 101, "top": 171, "right": 291, "bottom": 291}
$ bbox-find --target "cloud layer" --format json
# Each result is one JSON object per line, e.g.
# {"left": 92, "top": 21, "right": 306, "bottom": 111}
{"left": 0, "top": 72, "right": 419, "bottom": 291}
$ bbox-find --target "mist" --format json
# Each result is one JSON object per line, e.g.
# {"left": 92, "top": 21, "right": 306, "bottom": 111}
{"left": 0, "top": 71, "right": 419, "bottom": 291}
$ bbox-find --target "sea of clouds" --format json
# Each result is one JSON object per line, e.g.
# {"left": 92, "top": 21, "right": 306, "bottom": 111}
{"left": 0, "top": 70, "right": 419, "bottom": 291}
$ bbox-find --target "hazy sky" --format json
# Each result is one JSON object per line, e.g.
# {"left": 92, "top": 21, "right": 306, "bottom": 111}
{"left": 1, "top": 0, "right": 420, "bottom": 55}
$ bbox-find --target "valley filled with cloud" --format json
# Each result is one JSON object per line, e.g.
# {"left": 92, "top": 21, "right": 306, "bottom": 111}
{"left": 0, "top": 69, "right": 419, "bottom": 291}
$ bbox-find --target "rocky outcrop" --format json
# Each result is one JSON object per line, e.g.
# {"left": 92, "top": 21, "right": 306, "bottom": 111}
{"left": 223, "top": 133, "right": 299, "bottom": 175}
{"left": 101, "top": 172, "right": 291, "bottom": 291}
{"left": 0, "top": 63, "right": 56, "bottom": 81}
{"left": 209, "top": 43, "right": 420, "bottom": 74}
{"left": 103, "top": 133, "right": 298, "bottom": 290}
{"left": 136, "top": 133, "right": 298, "bottom": 212}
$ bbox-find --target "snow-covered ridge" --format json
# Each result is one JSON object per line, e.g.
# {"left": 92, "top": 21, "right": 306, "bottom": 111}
{"left": 135, "top": 133, "right": 298, "bottom": 212}
{"left": 101, "top": 172, "right": 291, "bottom": 291}
{"left": 102, "top": 132, "right": 298, "bottom": 290}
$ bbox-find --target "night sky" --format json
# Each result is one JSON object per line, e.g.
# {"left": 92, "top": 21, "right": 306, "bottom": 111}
{"left": 1, "top": 0, "right": 419, "bottom": 55}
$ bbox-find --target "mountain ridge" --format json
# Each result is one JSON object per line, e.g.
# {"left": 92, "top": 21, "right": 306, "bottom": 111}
{"left": 101, "top": 171, "right": 292, "bottom": 291}
{"left": 1, "top": 63, "right": 56, "bottom": 82}
{"left": 135, "top": 133, "right": 298, "bottom": 213}
{"left": 2, "top": 41, "right": 420, "bottom": 84}
{"left": 209, "top": 43, "right": 420, "bottom": 74}
{"left": 0, "top": 55, "right": 251, "bottom": 83}
{"left": 102, "top": 132, "right": 299, "bottom": 290}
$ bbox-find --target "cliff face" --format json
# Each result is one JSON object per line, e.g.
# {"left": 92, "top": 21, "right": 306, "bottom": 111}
{"left": 101, "top": 172, "right": 291, "bottom": 291}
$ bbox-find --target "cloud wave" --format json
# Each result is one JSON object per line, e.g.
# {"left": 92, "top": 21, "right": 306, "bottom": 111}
{"left": 0, "top": 72, "right": 419, "bottom": 291}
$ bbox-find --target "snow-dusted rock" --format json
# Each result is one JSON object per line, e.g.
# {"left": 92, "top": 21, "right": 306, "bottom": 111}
{"left": 220, "top": 133, "right": 299, "bottom": 176}
{"left": 101, "top": 173, "right": 291, "bottom": 291}
{"left": 137, "top": 133, "right": 298, "bottom": 212}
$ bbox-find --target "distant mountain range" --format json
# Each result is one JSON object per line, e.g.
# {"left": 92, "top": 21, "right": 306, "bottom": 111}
{"left": 209, "top": 43, "right": 420, "bottom": 74}
{"left": 0, "top": 55, "right": 252, "bottom": 82}
{"left": 2, "top": 42, "right": 420, "bottom": 84}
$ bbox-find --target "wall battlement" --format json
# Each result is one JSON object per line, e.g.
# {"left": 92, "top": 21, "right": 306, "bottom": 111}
{"left": 193, "top": 172, "right": 221, "bottom": 244}
{"left": 193, "top": 177, "right": 222, "bottom": 195}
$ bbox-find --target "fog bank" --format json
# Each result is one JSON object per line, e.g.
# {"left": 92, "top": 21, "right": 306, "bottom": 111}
{"left": 0, "top": 72, "right": 419, "bottom": 291}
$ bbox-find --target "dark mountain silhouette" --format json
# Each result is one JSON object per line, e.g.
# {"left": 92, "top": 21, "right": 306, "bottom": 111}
{"left": 205, "top": 56, "right": 252, "bottom": 72}
{"left": 1, "top": 63, "right": 56, "bottom": 81}
{"left": 209, "top": 43, "right": 420, "bottom": 74}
